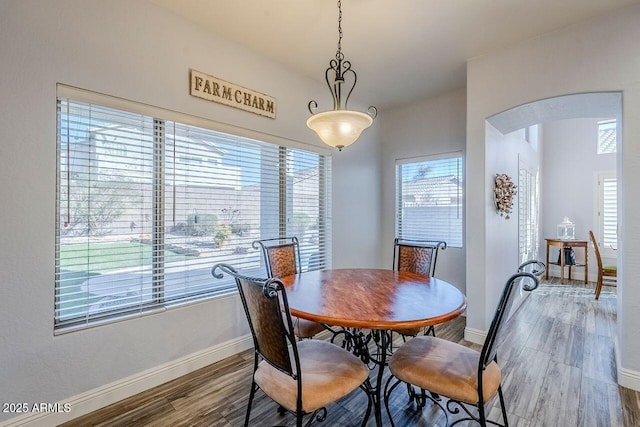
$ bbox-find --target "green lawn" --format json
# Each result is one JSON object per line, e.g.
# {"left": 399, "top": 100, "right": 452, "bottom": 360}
{"left": 59, "top": 241, "right": 197, "bottom": 273}
{"left": 57, "top": 241, "right": 198, "bottom": 321}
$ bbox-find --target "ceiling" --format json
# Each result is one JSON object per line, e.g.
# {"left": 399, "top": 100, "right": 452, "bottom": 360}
{"left": 149, "top": 0, "right": 639, "bottom": 109}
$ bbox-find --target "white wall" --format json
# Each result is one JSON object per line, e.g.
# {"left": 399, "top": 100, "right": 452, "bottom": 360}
{"left": 466, "top": 3, "right": 640, "bottom": 389}
{"left": 331, "top": 134, "right": 382, "bottom": 269}
{"left": 380, "top": 87, "right": 467, "bottom": 292}
{"left": 542, "top": 118, "right": 617, "bottom": 279}
{"left": 483, "top": 123, "right": 543, "bottom": 318}
{"left": 0, "top": 0, "right": 382, "bottom": 423}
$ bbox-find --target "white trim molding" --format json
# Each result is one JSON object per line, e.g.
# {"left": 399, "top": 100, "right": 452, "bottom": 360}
{"left": 1, "top": 335, "right": 253, "bottom": 427}
{"left": 464, "top": 326, "right": 487, "bottom": 345}
{"left": 615, "top": 336, "right": 640, "bottom": 392}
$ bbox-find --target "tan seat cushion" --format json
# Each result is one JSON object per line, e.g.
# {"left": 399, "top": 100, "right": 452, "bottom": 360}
{"left": 291, "top": 316, "right": 326, "bottom": 338}
{"left": 389, "top": 336, "right": 501, "bottom": 405}
{"left": 254, "top": 340, "right": 369, "bottom": 413}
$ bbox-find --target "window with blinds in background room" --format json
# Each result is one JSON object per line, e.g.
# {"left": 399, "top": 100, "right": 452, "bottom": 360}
{"left": 395, "top": 153, "right": 464, "bottom": 247}
{"left": 597, "top": 172, "right": 617, "bottom": 256}
{"left": 56, "top": 88, "right": 331, "bottom": 332}
{"left": 518, "top": 163, "right": 540, "bottom": 264}
{"left": 597, "top": 119, "right": 617, "bottom": 154}
{"left": 595, "top": 119, "right": 617, "bottom": 257}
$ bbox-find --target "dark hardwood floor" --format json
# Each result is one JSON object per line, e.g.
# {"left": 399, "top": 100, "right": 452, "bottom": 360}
{"left": 61, "top": 279, "right": 640, "bottom": 426}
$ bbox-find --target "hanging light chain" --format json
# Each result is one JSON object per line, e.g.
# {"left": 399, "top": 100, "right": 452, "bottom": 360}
{"left": 336, "top": 0, "right": 343, "bottom": 60}
{"left": 306, "top": 0, "right": 377, "bottom": 151}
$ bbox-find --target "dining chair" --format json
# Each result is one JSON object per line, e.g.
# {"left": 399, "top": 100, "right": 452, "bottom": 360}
{"left": 253, "top": 237, "right": 325, "bottom": 339}
{"left": 391, "top": 239, "right": 449, "bottom": 406}
{"left": 393, "top": 238, "right": 447, "bottom": 277}
{"left": 211, "top": 263, "right": 372, "bottom": 427}
{"left": 383, "top": 269, "right": 541, "bottom": 427}
{"left": 392, "top": 238, "right": 447, "bottom": 338}
{"left": 589, "top": 230, "right": 617, "bottom": 300}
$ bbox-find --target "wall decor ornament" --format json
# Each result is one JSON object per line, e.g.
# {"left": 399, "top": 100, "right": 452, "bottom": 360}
{"left": 494, "top": 173, "right": 517, "bottom": 219}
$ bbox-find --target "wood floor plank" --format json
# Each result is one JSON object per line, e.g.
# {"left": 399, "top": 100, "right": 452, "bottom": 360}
{"left": 522, "top": 316, "right": 555, "bottom": 353}
{"left": 582, "top": 332, "right": 617, "bottom": 385}
{"left": 95, "top": 398, "right": 176, "bottom": 427}
{"left": 578, "top": 376, "right": 624, "bottom": 427}
{"left": 494, "top": 317, "right": 534, "bottom": 363}
{"left": 60, "top": 280, "right": 640, "bottom": 427}
{"left": 486, "top": 407, "right": 530, "bottom": 427}
{"left": 530, "top": 360, "right": 581, "bottom": 427}
{"left": 499, "top": 348, "right": 551, "bottom": 420}
{"left": 546, "top": 319, "right": 585, "bottom": 368}
{"left": 620, "top": 384, "right": 640, "bottom": 427}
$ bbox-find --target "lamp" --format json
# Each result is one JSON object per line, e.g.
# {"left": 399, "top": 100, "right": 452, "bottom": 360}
{"left": 307, "top": 0, "right": 377, "bottom": 151}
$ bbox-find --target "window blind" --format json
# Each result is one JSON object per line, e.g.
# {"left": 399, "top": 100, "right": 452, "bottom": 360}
{"left": 518, "top": 165, "right": 540, "bottom": 263}
{"left": 56, "top": 95, "right": 331, "bottom": 331}
{"left": 601, "top": 175, "right": 617, "bottom": 248}
{"left": 395, "top": 154, "right": 463, "bottom": 247}
{"left": 285, "top": 148, "right": 332, "bottom": 271}
{"left": 597, "top": 119, "right": 617, "bottom": 154}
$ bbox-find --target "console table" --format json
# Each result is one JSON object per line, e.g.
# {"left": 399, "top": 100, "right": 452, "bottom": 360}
{"left": 545, "top": 238, "right": 588, "bottom": 284}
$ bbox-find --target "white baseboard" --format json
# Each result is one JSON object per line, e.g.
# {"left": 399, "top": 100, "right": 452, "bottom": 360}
{"left": 464, "top": 326, "right": 487, "bottom": 345}
{"left": 615, "top": 336, "right": 640, "bottom": 392}
{"left": 1, "top": 334, "right": 253, "bottom": 427}
{"left": 546, "top": 267, "right": 596, "bottom": 283}
{"left": 618, "top": 367, "right": 640, "bottom": 391}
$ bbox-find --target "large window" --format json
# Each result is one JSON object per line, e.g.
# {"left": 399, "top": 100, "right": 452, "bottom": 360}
{"left": 395, "top": 153, "right": 464, "bottom": 247}
{"left": 56, "top": 87, "right": 331, "bottom": 331}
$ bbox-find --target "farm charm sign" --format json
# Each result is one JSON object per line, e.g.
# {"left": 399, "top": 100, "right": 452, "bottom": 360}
{"left": 190, "top": 69, "right": 276, "bottom": 119}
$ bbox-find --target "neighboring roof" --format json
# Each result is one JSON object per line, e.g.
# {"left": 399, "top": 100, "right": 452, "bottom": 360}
{"left": 402, "top": 175, "right": 462, "bottom": 206}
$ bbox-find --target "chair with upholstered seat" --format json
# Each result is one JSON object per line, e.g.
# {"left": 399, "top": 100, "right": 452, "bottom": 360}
{"left": 589, "top": 230, "right": 617, "bottom": 300}
{"left": 392, "top": 238, "right": 447, "bottom": 337}
{"left": 384, "top": 269, "right": 541, "bottom": 427}
{"left": 253, "top": 237, "right": 326, "bottom": 339}
{"left": 394, "top": 238, "right": 447, "bottom": 277}
{"left": 212, "top": 263, "right": 372, "bottom": 427}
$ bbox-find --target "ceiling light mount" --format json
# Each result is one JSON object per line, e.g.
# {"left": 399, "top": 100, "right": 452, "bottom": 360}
{"left": 307, "top": 0, "right": 377, "bottom": 151}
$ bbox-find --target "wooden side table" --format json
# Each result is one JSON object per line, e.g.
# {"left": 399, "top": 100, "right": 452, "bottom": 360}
{"left": 545, "top": 238, "right": 588, "bottom": 284}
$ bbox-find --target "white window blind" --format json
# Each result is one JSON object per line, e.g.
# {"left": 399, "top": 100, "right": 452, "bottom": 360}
{"left": 285, "top": 149, "right": 332, "bottom": 271}
{"left": 518, "top": 164, "right": 540, "bottom": 264}
{"left": 598, "top": 172, "right": 617, "bottom": 252}
{"left": 597, "top": 119, "right": 617, "bottom": 154}
{"left": 56, "top": 94, "right": 331, "bottom": 331}
{"left": 395, "top": 154, "right": 463, "bottom": 247}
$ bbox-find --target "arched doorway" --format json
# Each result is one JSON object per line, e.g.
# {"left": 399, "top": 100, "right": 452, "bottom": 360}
{"left": 486, "top": 92, "right": 621, "bottom": 289}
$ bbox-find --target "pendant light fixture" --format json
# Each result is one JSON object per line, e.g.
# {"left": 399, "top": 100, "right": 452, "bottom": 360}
{"left": 307, "top": 0, "right": 377, "bottom": 151}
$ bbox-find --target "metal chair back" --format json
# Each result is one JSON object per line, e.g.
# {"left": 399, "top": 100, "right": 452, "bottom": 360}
{"left": 480, "top": 270, "right": 540, "bottom": 371}
{"left": 212, "top": 263, "right": 299, "bottom": 377}
{"left": 253, "top": 237, "right": 301, "bottom": 278}
{"left": 393, "top": 238, "right": 447, "bottom": 276}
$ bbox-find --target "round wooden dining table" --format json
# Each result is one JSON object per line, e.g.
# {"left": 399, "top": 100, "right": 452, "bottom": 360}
{"left": 280, "top": 268, "right": 467, "bottom": 427}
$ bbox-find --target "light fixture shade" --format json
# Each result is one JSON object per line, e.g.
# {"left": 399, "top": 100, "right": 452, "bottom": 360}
{"left": 306, "top": 110, "right": 373, "bottom": 151}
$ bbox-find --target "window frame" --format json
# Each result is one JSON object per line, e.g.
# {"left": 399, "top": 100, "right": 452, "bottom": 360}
{"left": 518, "top": 158, "right": 540, "bottom": 264}
{"left": 395, "top": 152, "right": 464, "bottom": 248}
{"left": 55, "top": 85, "right": 331, "bottom": 333}
{"left": 595, "top": 170, "right": 617, "bottom": 259}
{"left": 597, "top": 119, "right": 617, "bottom": 154}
